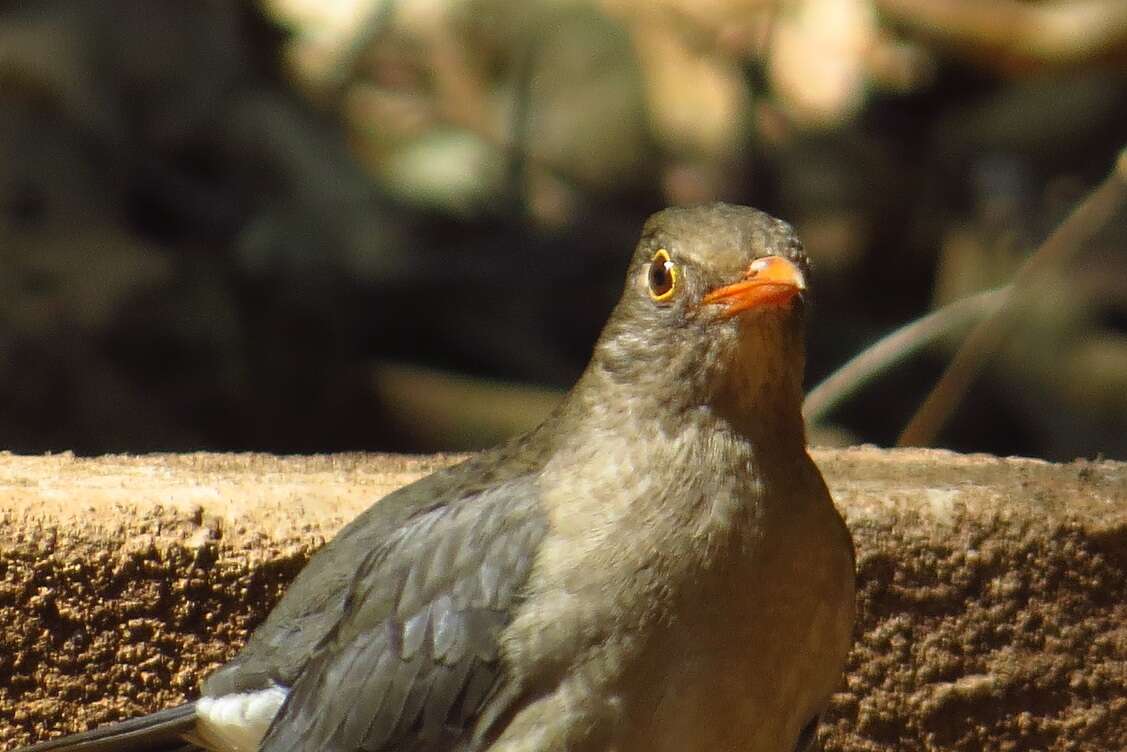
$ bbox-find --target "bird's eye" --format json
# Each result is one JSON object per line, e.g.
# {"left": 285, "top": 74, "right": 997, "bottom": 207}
{"left": 647, "top": 249, "right": 677, "bottom": 302}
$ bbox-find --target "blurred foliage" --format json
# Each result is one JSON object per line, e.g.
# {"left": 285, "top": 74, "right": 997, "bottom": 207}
{"left": 0, "top": 0, "right": 1124, "bottom": 458}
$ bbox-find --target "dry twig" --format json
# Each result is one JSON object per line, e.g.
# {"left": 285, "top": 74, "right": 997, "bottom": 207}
{"left": 803, "top": 285, "right": 1009, "bottom": 425}
{"left": 896, "top": 146, "right": 1127, "bottom": 447}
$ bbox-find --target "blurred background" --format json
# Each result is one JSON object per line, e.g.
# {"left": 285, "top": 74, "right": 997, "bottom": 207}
{"left": 0, "top": 0, "right": 1124, "bottom": 460}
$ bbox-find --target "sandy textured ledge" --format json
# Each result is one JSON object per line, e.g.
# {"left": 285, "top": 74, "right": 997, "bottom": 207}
{"left": 0, "top": 448, "right": 1123, "bottom": 751}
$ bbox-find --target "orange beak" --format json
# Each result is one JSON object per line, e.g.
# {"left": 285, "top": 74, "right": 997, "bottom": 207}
{"left": 701, "top": 255, "right": 806, "bottom": 318}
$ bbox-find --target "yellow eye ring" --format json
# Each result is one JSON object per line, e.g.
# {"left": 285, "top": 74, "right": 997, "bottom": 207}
{"left": 647, "top": 249, "right": 678, "bottom": 302}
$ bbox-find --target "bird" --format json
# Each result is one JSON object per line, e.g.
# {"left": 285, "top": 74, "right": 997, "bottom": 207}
{"left": 16, "top": 203, "right": 855, "bottom": 752}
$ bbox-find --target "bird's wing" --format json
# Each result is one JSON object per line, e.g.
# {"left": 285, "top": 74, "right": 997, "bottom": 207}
{"left": 253, "top": 473, "right": 549, "bottom": 752}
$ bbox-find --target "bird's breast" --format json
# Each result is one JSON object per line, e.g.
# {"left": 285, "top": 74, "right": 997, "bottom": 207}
{"left": 628, "top": 470, "right": 856, "bottom": 752}
{"left": 491, "top": 425, "right": 854, "bottom": 752}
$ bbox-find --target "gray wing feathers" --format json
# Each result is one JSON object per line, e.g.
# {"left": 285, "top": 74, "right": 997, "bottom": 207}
{"left": 260, "top": 479, "right": 548, "bottom": 752}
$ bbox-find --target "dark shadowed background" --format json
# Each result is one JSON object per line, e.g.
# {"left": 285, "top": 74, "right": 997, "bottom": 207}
{"left": 1, "top": 0, "right": 1125, "bottom": 459}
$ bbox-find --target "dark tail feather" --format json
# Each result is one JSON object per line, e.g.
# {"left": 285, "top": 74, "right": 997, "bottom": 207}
{"left": 16, "top": 703, "right": 198, "bottom": 752}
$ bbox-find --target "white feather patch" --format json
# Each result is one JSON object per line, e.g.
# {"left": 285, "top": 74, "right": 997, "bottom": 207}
{"left": 196, "top": 686, "right": 287, "bottom": 752}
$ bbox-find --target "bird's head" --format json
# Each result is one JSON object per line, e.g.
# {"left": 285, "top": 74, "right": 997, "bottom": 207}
{"left": 590, "top": 203, "right": 810, "bottom": 433}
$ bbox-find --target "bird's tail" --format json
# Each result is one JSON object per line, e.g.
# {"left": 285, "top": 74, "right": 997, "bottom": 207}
{"left": 14, "top": 703, "right": 198, "bottom": 752}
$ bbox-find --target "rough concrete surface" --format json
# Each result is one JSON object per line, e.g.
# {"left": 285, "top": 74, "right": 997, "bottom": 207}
{"left": 0, "top": 448, "right": 1123, "bottom": 751}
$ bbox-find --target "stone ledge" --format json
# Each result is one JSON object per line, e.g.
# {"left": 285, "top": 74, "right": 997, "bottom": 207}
{"left": 0, "top": 448, "right": 1123, "bottom": 751}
